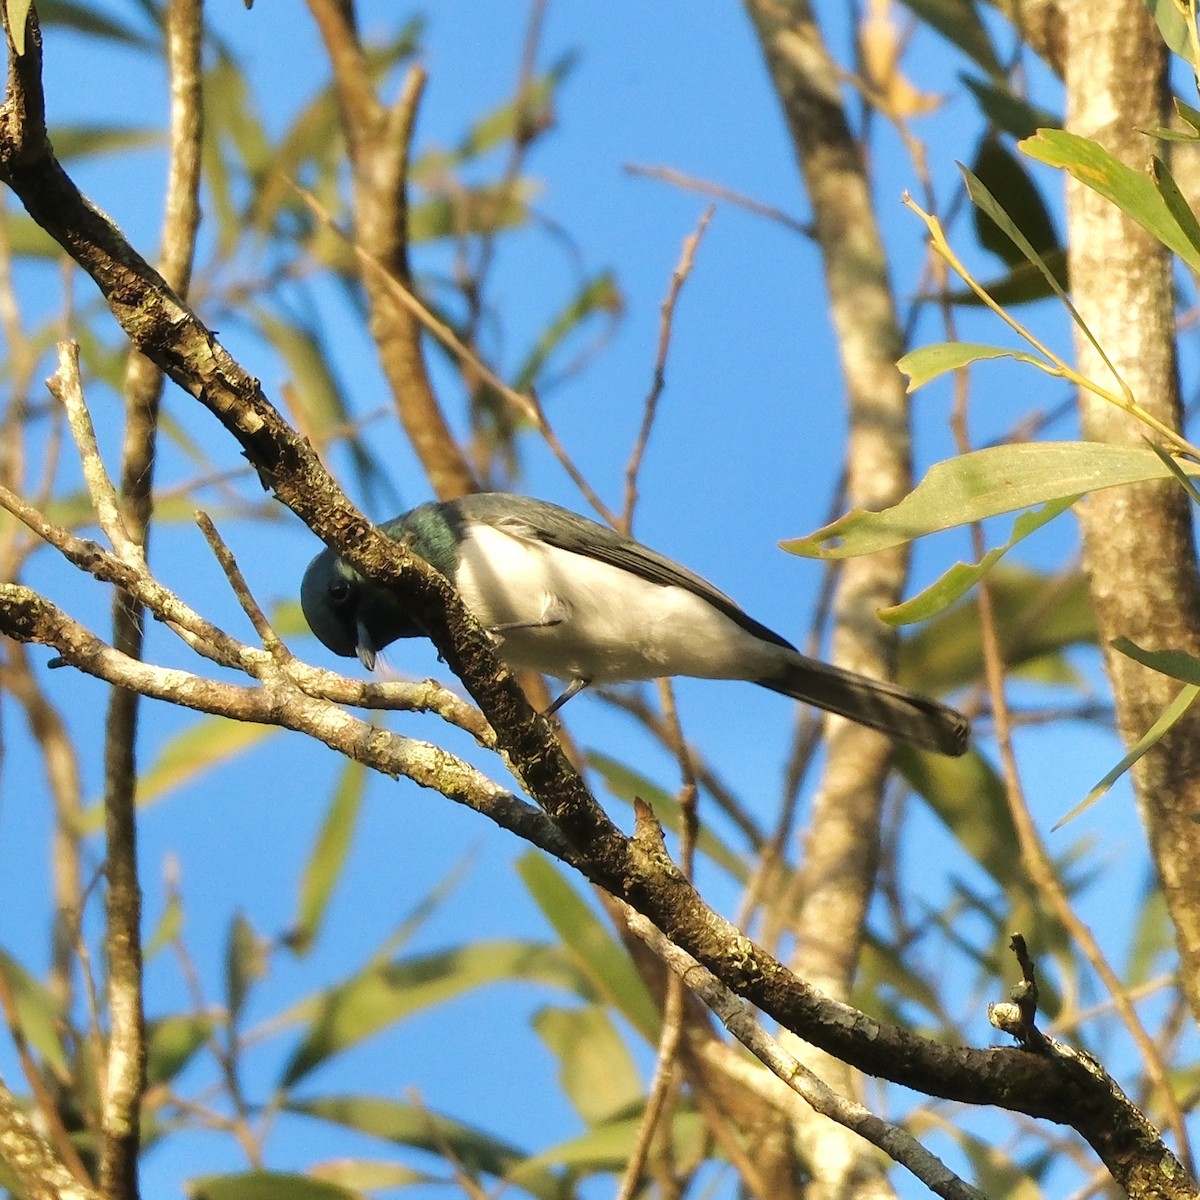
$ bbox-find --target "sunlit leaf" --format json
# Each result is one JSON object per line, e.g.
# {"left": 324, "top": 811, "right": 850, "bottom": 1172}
{"left": 5, "top": 0, "right": 32, "bottom": 54}
{"left": 409, "top": 180, "right": 537, "bottom": 242}
{"left": 456, "top": 53, "right": 577, "bottom": 158}
{"left": 311, "top": 1160, "right": 432, "bottom": 1191}
{"left": 1054, "top": 676, "right": 1200, "bottom": 828}
{"left": 280, "top": 940, "right": 591, "bottom": 1087}
{"left": 517, "top": 854, "right": 659, "bottom": 1042}
{"left": 290, "top": 1096, "right": 569, "bottom": 1200}
{"left": 1150, "top": 155, "right": 1200, "bottom": 261}
{"left": 289, "top": 760, "right": 366, "bottom": 955}
{"left": 509, "top": 1109, "right": 706, "bottom": 1183}
{"left": 534, "top": 1005, "right": 644, "bottom": 1125}
{"left": 946, "top": 251, "right": 1068, "bottom": 307}
{"left": 880, "top": 496, "right": 1076, "bottom": 625}
{"left": 898, "top": 342, "right": 1050, "bottom": 390}
{"left": 145, "top": 890, "right": 183, "bottom": 959}
{"left": 784, "top": 442, "right": 1200, "bottom": 559}
{"left": 0, "top": 949, "right": 67, "bottom": 1075}
{"left": 188, "top": 1171, "right": 359, "bottom": 1200}
{"left": 1021, "top": 128, "right": 1200, "bottom": 272}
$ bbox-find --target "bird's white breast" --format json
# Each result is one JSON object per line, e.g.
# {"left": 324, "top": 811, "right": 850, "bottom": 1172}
{"left": 453, "top": 524, "right": 781, "bottom": 685}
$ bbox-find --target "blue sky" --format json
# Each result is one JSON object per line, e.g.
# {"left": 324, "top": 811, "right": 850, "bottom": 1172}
{"left": 0, "top": 2, "right": 1174, "bottom": 1196}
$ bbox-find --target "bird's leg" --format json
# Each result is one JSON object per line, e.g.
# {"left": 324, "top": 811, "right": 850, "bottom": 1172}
{"left": 544, "top": 676, "right": 591, "bottom": 716}
{"left": 487, "top": 595, "right": 568, "bottom": 638}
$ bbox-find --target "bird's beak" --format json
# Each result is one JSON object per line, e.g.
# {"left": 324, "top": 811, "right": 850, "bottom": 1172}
{"left": 355, "top": 619, "right": 377, "bottom": 671}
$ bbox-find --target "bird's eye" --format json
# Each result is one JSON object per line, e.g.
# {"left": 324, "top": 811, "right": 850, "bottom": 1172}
{"left": 328, "top": 579, "right": 352, "bottom": 604}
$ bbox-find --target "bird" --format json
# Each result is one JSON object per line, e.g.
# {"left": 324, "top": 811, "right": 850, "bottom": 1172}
{"left": 300, "top": 492, "right": 970, "bottom": 756}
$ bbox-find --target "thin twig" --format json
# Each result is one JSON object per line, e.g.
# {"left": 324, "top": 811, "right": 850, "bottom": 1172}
{"left": 622, "top": 206, "right": 714, "bottom": 532}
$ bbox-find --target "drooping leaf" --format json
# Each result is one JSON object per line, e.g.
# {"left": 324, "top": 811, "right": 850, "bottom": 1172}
{"left": 145, "top": 889, "right": 183, "bottom": 959}
{"left": 784, "top": 442, "right": 1200, "bottom": 559}
{"left": 1054, "top": 676, "right": 1200, "bottom": 828}
{"left": 969, "top": 134, "right": 1060, "bottom": 267}
{"left": 188, "top": 1171, "right": 359, "bottom": 1200}
{"left": 289, "top": 1096, "right": 569, "bottom": 1200}
{"left": 517, "top": 853, "right": 660, "bottom": 1043}
{"left": 1021, "top": 128, "right": 1200, "bottom": 272}
{"left": 898, "top": 342, "right": 1051, "bottom": 391}
{"left": 946, "top": 251, "right": 1068, "bottom": 307}
{"left": 279, "top": 940, "right": 591, "bottom": 1088}
{"left": 534, "top": 1005, "right": 644, "bottom": 1126}
{"left": 880, "top": 496, "right": 1076, "bottom": 625}
{"left": 40, "top": 0, "right": 158, "bottom": 48}
{"left": 1150, "top": 155, "right": 1200, "bottom": 263}
{"left": 310, "top": 1160, "right": 432, "bottom": 1192}
{"left": 288, "top": 760, "right": 366, "bottom": 955}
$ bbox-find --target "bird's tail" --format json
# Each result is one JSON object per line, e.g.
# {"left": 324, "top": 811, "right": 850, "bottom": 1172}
{"left": 759, "top": 653, "right": 970, "bottom": 756}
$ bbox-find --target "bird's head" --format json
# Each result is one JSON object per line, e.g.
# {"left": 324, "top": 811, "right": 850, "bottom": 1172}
{"left": 300, "top": 547, "right": 422, "bottom": 670}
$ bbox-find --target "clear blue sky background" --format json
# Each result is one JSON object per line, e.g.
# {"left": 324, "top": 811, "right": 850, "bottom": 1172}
{"left": 0, "top": 2, "right": 1174, "bottom": 1197}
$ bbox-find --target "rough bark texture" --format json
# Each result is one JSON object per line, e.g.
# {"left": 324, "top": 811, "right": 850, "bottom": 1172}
{"left": 1064, "top": 0, "right": 1200, "bottom": 1024}
{"left": 746, "top": 2, "right": 913, "bottom": 1195}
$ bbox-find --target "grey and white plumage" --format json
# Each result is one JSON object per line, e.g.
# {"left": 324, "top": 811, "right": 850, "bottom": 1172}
{"left": 300, "top": 493, "right": 969, "bottom": 756}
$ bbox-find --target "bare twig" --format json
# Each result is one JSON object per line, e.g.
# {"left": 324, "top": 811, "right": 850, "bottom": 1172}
{"left": 622, "top": 206, "right": 713, "bottom": 532}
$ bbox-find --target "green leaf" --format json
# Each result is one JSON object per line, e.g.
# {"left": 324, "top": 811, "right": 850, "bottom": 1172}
{"left": 289, "top": 760, "right": 366, "bottom": 955}
{"left": 1177, "top": 97, "right": 1200, "bottom": 133}
{"left": 898, "top": 342, "right": 1051, "bottom": 391}
{"left": 280, "top": 939, "right": 590, "bottom": 1088}
{"left": 0, "top": 949, "right": 67, "bottom": 1075}
{"left": 188, "top": 1171, "right": 359, "bottom": 1200}
{"left": 1111, "top": 636, "right": 1200, "bottom": 685}
{"left": 970, "top": 134, "right": 1060, "bottom": 267}
{"left": 1151, "top": 155, "right": 1200, "bottom": 261}
{"left": 226, "top": 912, "right": 264, "bottom": 1025}
{"left": 456, "top": 53, "right": 576, "bottom": 159}
{"left": 899, "top": 565, "right": 1096, "bottom": 694}
{"left": 82, "top": 717, "right": 277, "bottom": 831}
{"left": 1021, "top": 128, "right": 1200, "bottom": 272}
{"left": 40, "top": 0, "right": 158, "bottom": 48}
{"left": 509, "top": 1109, "right": 706, "bottom": 1183}
{"left": 1054, "top": 675, "right": 1200, "bottom": 828}
{"left": 896, "top": 0, "right": 1003, "bottom": 75}
{"left": 145, "top": 890, "right": 183, "bottom": 959}
{"left": 289, "top": 1096, "right": 569, "bottom": 1200}
{"left": 5, "top": 0, "right": 32, "bottom": 55}
{"left": 1142, "top": 0, "right": 1196, "bottom": 62}
{"left": 52, "top": 124, "right": 161, "bottom": 161}
{"left": 880, "top": 496, "right": 1076, "bottom": 625}
{"left": 961, "top": 76, "right": 1060, "bottom": 140}
{"left": 897, "top": 749, "right": 1026, "bottom": 893}
{"left": 784, "top": 442, "right": 1200, "bottom": 559}
{"left": 534, "top": 1005, "right": 644, "bottom": 1126}
{"left": 517, "top": 852, "right": 660, "bottom": 1043}
{"left": 512, "top": 271, "right": 624, "bottom": 393}
{"left": 147, "top": 1014, "right": 212, "bottom": 1087}
{"left": 946, "top": 251, "right": 1069, "bottom": 308}
{"left": 311, "top": 1161, "right": 432, "bottom": 1191}
{"left": 409, "top": 180, "right": 536, "bottom": 242}
{"left": 587, "top": 753, "right": 752, "bottom": 879}
{"left": 960, "top": 164, "right": 1071, "bottom": 304}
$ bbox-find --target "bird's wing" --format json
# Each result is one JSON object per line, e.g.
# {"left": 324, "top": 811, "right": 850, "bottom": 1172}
{"left": 454, "top": 493, "right": 795, "bottom": 650}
